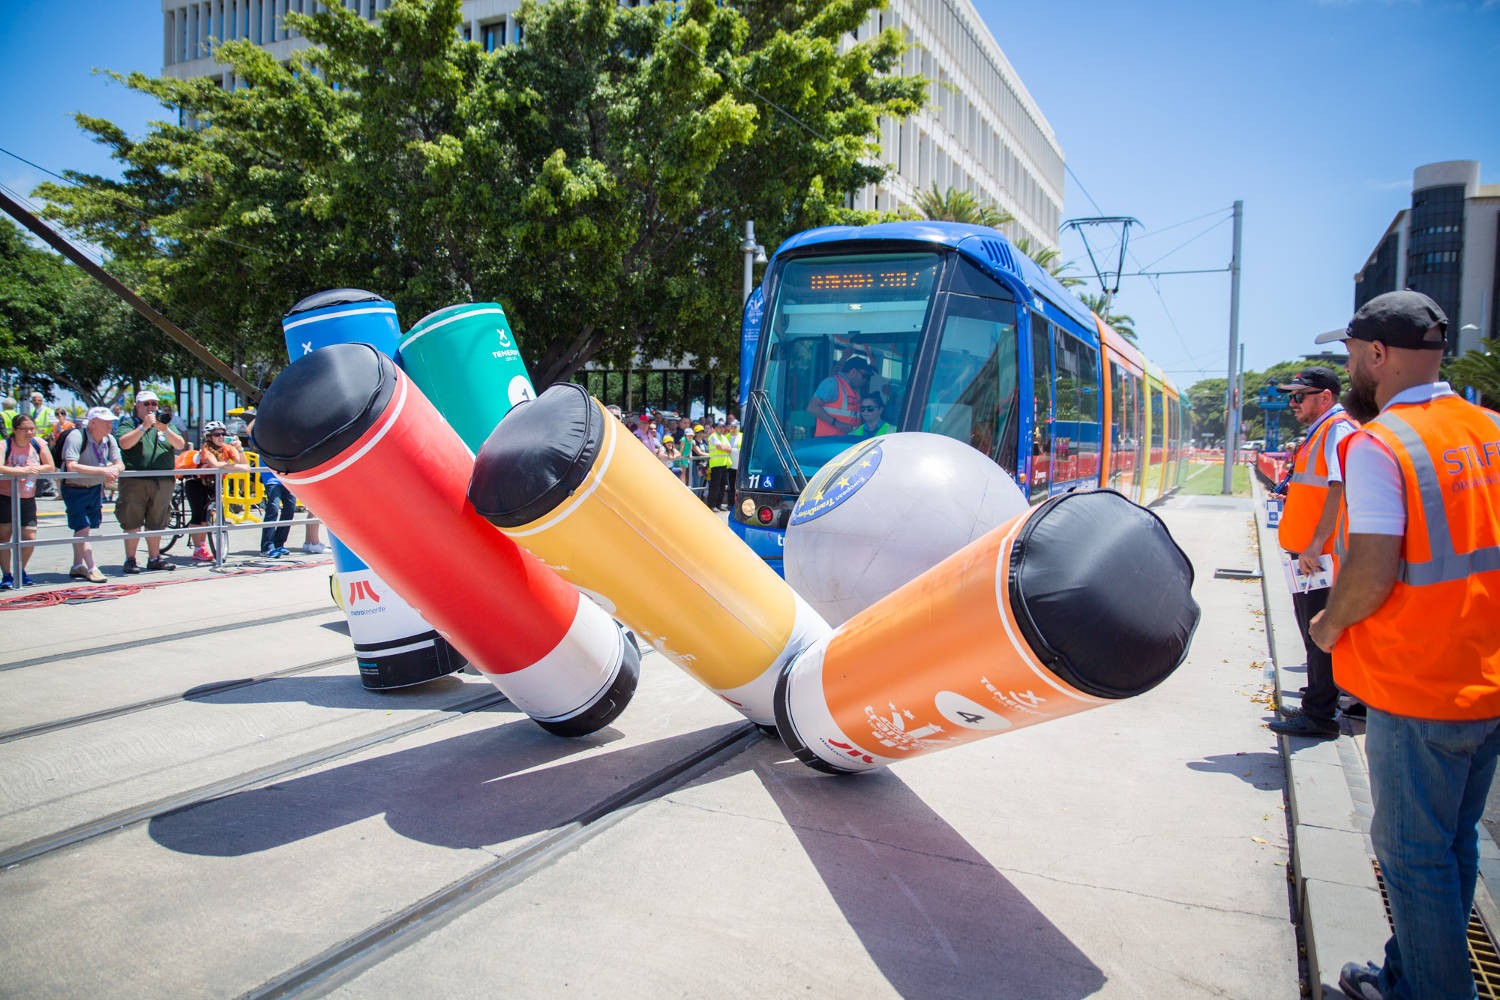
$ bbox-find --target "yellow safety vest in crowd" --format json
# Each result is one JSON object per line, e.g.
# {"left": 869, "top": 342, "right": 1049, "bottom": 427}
{"left": 708, "top": 433, "right": 731, "bottom": 469}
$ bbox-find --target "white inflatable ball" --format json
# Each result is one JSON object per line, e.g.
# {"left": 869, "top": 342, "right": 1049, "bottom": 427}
{"left": 783, "top": 432, "right": 1028, "bottom": 625}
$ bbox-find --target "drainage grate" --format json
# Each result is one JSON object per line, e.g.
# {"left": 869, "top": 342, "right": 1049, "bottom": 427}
{"left": 1372, "top": 860, "right": 1500, "bottom": 997}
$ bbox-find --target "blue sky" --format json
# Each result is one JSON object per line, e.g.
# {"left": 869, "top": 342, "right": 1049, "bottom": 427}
{"left": 2, "top": 0, "right": 1497, "bottom": 387}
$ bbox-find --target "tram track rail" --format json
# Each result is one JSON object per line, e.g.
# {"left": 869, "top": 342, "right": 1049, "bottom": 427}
{"left": 1, "top": 607, "right": 339, "bottom": 672}
{"left": 0, "top": 653, "right": 353, "bottom": 745}
{"left": 0, "top": 688, "right": 509, "bottom": 871}
{"left": 237, "top": 722, "right": 760, "bottom": 1000}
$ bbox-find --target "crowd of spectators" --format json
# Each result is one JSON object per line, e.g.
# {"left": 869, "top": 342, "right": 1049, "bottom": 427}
{"left": 604, "top": 404, "right": 742, "bottom": 511}
{"left": 0, "top": 390, "right": 326, "bottom": 586}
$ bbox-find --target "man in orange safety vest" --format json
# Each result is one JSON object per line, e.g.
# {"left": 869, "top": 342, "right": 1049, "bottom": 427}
{"left": 1309, "top": 290, "right": 1500, "bottom": 1000}
{"left": 1269, "top": 366, "right": 1357, "bottom": 739}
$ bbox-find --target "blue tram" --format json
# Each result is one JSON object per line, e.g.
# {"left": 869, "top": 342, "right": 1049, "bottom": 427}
{"left": 729, "top": 221, "right": 1189, "bottom": 574}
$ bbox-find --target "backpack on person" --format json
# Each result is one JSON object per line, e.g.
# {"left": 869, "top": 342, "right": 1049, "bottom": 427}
{"left": 50, "top": 427, "right": 81, "bottom": 477}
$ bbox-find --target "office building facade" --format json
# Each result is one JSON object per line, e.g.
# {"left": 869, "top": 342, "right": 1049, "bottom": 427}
{"left": 161, "top": 0, "right": 1064, "bottom": 250}
{"left": 1353, "top": 160, "right": 1499, "bottom": 357}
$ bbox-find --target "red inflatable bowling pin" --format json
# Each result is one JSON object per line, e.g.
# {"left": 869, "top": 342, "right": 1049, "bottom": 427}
{"left": 253, "top": 343, "right": 637, "bottom": 735}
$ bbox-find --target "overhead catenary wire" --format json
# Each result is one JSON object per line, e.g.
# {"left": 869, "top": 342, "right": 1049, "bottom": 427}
{"left": 1059, "top": 206, "right": 1232, "bottom": 272}
{"left": 0, "top": 144, "right": 270, "bottom": 258}
{"left": 0, "top": 180, "right": 110, "bottom": 269}
{"left": 1137, "top": 213, "right": 1233, "bottom": 272}
{"left": 1059, "top": 162, "right": 1212, "bottom": 367}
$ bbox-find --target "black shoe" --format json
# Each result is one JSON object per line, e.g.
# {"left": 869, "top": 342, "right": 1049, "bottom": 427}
{"left": 145, "top": 558, "right": 175, "bottom": 572}
{"left": 1342, "top": 702, "right": 1367, "bottom": 719}
{"left": 1269, "top": 714, "right": 1339, "bottom": 738}
{"left": 1279, "top": 704, "right": 1304, "bottom": 719}
{"left": 122, "top": 560, "right": 140, "bottom": 575}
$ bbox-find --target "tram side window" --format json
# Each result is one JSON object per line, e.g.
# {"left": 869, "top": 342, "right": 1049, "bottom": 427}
{"left": 1050, "top": 328, "right": 1081, "bottom": 484}
{"left": 1130, "top": 374, "right": 1144, "bottom": 452}
{"left": 1076, "top": 339, "right": 1101, "bottom": 480}
{"left": 1109, "top": 362, "right": 1127, "bottom": 483}
{"left": 1151, "top": 389, "right": 1164, "bottom": 447}
{"left": 921, "top": 295, "right": 1020, "bottom": 472}
{"left": 1028, "top": 316, "right": 1052, "bottom": 501}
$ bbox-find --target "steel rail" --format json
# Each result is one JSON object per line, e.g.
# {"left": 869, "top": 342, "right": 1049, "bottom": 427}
{"left": 0, "top": 689, "right": 508, "bottom": 870}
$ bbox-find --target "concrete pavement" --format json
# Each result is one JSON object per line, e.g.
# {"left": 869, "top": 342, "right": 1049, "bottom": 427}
{"left": 0, "top": 490, "right": 1413, "bottom": 997}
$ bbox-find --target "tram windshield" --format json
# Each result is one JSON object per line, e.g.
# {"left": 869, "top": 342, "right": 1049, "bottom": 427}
{"left": 743, "top": 253, "right": 940, "bottom": 490}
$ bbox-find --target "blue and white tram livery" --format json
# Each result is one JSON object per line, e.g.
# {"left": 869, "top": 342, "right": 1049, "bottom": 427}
{"left": 730, "top": 220, "right": 1188, "bottom": 574}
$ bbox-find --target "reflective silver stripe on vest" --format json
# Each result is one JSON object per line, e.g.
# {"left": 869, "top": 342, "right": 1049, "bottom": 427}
{"left": 1376, "top": 408, "right": 1500, "bottom": 587}
{"left": 1290, "top": 471, "right": 1328, "bottom": 487}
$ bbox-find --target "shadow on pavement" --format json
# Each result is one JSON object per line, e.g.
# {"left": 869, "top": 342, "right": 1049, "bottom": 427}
{"left": 182, "top": 673, "right": 476, "bottom": 710}
{"left": 1186, "top": 750, "right": 1286, "bottom": 791}
{"left": 756, "top": 757, "right": 1106, "bottom": 1000}
{"left": 147, "top": 722, "right": 745, "bottom": 856}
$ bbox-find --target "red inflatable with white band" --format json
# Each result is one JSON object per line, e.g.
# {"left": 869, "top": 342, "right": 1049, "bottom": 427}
{"left": 252, "top": 342, "right": 637, "bottom": 735}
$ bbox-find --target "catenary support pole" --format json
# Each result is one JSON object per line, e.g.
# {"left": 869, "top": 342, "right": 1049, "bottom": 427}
{"left": 1222, "top": 200, "right": 1243, "bottom": 495}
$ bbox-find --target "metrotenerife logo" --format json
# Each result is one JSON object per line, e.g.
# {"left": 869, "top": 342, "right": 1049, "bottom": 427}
{"left": 348, "top": 580, "right": 382, "bottom": 604}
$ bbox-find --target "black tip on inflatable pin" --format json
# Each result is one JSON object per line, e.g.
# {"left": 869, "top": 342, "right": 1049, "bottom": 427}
{"left": 772, "top": 665, "right": 859, "bottom": 776}
{"left": 533, "top": 622, "right": 641, "bottom": 738}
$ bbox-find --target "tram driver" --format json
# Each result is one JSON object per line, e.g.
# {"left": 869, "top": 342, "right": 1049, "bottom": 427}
{"left": 807, "top": 356, "right": 873, "bottom": 436}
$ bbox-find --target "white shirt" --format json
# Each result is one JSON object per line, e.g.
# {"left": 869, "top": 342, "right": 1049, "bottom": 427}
{"left": 1344, "top": 382, "right": 1457, "bottom": 536}
{"left": 1304, "top": 402, "right": 1355, "bottom": 484}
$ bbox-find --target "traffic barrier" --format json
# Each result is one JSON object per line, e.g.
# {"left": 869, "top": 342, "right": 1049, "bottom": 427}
{"left": 773, "top": 490, "right": 1199, "bottom": 773}
{"left": 255, "top": 344, "right": 638, "bottom": 735}
{"left": 221, "top": 452, "right": 266, "bottom": 523}
{"left": 1, "top": 465, "right": 323, "bottom": 590}
{"left": 1255, "top": 451, "right": 1292, "bottom": 489}
{"left": 469, "top": 383, "right": 827, "bottom": 727}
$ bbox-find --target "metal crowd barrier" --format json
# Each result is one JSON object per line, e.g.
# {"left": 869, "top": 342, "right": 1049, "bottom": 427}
{"left": 654, "top": 451, "right": 739, "bottom": 500}
{"left": 2, "top": 466, "right": 322, "bottom": 591}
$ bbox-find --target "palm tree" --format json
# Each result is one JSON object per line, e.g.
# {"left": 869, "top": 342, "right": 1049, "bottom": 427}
{"left": 1447, "top": 344, "right": 1500, "bottom": 408}
{"left": 1079, "top": 291, "right": 1138, "bottom": 344}
{"left": 1011, "top": 235, "right": 1084, "bottom": 289}
{"left": 912, "top": 184, "right": 1013, "bottom": 229}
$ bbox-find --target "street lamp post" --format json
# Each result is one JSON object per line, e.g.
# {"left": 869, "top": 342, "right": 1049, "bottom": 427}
{"left": 742, "top": 221, "right": 767, "bottom": 304}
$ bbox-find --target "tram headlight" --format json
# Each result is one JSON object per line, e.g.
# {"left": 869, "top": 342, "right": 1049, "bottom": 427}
{"left": 739, "top": 498, "right": 756, "bottom": 519}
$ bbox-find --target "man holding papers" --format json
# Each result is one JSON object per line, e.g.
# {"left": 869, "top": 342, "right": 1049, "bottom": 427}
{"left": 1270, "top": 366, "right": 1357, "bottom": 739}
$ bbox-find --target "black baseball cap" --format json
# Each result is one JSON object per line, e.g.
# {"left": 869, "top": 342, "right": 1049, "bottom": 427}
{"left": 1315, "top": 290, "right": 1448, "bottom": 351}
{"left": 841, "top": 356, "right": 873, "bottom": 373}
{"left": 1277, "top": 366, "right": 1341, "bottom": 395}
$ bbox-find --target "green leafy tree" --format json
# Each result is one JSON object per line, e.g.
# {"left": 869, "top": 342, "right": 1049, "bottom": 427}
{"left": 1186, "top": 360, "right": 1348, "bottom": 449}
{"left": 1011, "top": 235, "right": 1082, "bottom": 289}
{"left": 1446, "top": 344, "right": 1500, "bottom": 408}
{"left": 0, "top": 222, "right": 177, "bottom": 406}
{"left": 1078, "top": 290, "right": 1136, "bottom": 343}
{"left": 0, "top": 222, "right": 64, "bottom": 384}
{"left": 37, "top": 0, "right": 926, "bottom": 388}
{"left": 910, "top": 183, "right": 1012, "bottom": 229}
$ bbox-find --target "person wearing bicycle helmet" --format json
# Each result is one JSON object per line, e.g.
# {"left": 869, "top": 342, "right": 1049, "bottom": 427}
{"left": 186, "top": 421, "right": 250, "bottom": 562}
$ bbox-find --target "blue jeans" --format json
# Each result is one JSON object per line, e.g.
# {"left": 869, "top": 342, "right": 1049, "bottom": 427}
{"left": 260, "top": 482, "right": 296, "bottom": 552}
{"left": 1366, "top": 707, "right": 1500, "bottom": 1000}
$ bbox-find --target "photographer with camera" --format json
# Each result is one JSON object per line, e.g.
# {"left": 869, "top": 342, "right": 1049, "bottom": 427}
{"left": 115, "top": 390, "right": 185, "bottom": 573}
